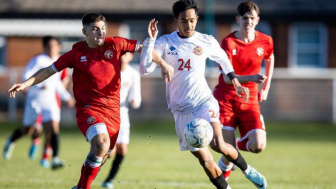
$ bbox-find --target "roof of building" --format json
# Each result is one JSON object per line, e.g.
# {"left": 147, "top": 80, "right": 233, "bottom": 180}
{"left": 1, "top": 0, "right": 335, "bottom": 36}
{"left": 1, "top": 0, "right": 336, "bottom": 16}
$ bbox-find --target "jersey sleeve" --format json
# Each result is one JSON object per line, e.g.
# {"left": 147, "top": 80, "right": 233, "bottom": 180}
{"left": 208, "top": 36, "right": 234, "bottom": 74}
{"left": 113, "top": 37, "right": 140, "bottom": 53}
{"left": 139, "top": 37, "right": 159, "bottom": 75}
{"left": 264, "top": 36, "right": 274, "bottom": 60}
{"left": 52, "top": 51, "right": 73, "bottom": 73}
{"left": 55, "top": 78, "right": 71, "bottom": 101}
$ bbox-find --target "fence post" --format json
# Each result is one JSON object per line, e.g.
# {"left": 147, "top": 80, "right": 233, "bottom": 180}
{"left": 333, "top": 74, "right": 336, "bottom": 124}
{"left": 8, "top": 68, "right": 17, "bottom": 122}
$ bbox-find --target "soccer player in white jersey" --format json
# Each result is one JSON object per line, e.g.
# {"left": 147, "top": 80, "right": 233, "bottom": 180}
{"left": 102, "top": 52, "right": 142, "bottom": 188}
{"left": 140, "top": 0, "right": 267, "bottom": 188}
{"left": 3, "top": 36, "right": 74, "bottom": 169}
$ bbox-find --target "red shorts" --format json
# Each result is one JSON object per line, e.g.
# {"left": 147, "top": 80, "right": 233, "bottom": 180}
{"left": 76, "top": 105, "right": 120, "bottom": 150}
{"left": 217, "top": 99, "right": 265, "bottom": 139}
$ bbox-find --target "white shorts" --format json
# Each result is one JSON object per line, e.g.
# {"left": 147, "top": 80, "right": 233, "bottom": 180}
{"left": 116, "top": 109, "right": 130, "bottom": 144}
{"left": 173, "top": 97, "right": 220, "bottom": 152}
{"left": 23, "top": 97, "right": 60, "bottom": 126}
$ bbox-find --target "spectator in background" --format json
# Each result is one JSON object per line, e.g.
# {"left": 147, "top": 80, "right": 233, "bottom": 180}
{"left": 213, "top": 1, "right": 274, "bottom": 181}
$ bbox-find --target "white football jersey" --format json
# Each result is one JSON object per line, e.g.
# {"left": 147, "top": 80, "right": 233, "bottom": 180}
{"left": 22, "top": 53, "right": 71, "bottom": 103}
{"left": 141, "top": 31, "right": 234, "bottom": 114}
{"left": 120, "top": 64, "right": 141, "bottom": 112}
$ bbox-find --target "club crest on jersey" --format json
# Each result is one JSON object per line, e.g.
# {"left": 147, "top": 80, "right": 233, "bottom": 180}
{"left": 193, "top": 46, "right": 203, "bottom": 56}
{"left": 87, "top": 116, "right": 96, "bottom": 124}
{"left": 256, "top": 47, "right": 264, "bottom": 56}
{"left": 104, "top": 50, "right": 114, "bottom": 59}
{"left": 81, "top": 56, "right": 87, "bottom": 62}
{"left": 167, "top": 46, "right": 178, "bottom": 55}
{"left": 232, "top": 49, "right": 237, "bottom": 55}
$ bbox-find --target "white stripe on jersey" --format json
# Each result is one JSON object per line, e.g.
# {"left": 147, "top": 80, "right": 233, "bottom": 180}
{"left": 151, "top": 31, "right": 234, "bottom": 114}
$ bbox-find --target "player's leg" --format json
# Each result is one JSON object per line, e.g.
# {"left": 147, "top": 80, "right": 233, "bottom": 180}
{"left": 29, "top": 114, "right": 43, "bottom": 160}
{"left": 50, "top": 121, "right": 65, "bottom": 169}
{"left": 203, "top": 98, "right": 267, "bottom": 189}
{"left": 191, "top": 148, "right": 230, "bottom": 189}
{"left": 3, "top": 126, "right": 33, "bottom": 160}
{"left": 74, "top": 107, "right": 119, "bottom": 189}
{"left": 174, "top": 112, "right": 230, "bottom": 189}
{"left": 102, "top": 111, "right": 129, "bottom": 188}
{"left": 102, "top": 143, "right": 127, "bottom": 188}
{"left": 215, "top": 98, "right": 237, "bottom": 180}
{"left": 42, "top": 101, "right": 66, "bottom": 169}
{"left": 40, "top": 121, "right": 53, "bottom": 168}
{"left": 3, "top": 101, "right": 38, "bottom": 160}
{"left": 218, "top": 129, "right": 235, "bottom": 181}
{"left": 236, "top": 106, "right": 266, "bottom": 153}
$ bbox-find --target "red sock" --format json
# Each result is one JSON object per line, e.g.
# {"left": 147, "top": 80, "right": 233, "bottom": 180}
{"left": 43, "top": 146, "right": 52, "bottom": 160}
{"left": 223, "top": 169, "right": 232, "bottom": 181}
{"left": 218, "top": 159, "right": 233, "bottom": 181}
{"left": 236, "top": 139, "right": 251, "bottom": 152}
{"left": 33, "top": 138, "right": 41, "bottom": 145}
{"left": 77, "top": 163, "right": 101, "bottom": 189}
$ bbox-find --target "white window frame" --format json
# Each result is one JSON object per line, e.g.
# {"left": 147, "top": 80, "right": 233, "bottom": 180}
{"left": 0, "top": 36, "right": 6, "bottom": 68}
{"left": 289, "top": 22, "right": 328, "bottom": 68}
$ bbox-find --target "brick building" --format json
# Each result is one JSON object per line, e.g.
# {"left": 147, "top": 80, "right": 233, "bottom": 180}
{"left": 1, "top": 0, "right": 336, "bottom": 122}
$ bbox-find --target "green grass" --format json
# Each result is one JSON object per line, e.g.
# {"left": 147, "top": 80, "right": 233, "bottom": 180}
{"left": 1, "top": 120, "right": 336, "bottom": 189}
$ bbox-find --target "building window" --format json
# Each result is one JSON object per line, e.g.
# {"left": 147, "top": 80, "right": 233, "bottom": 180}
{"left": 60, "top": 37, "right": 84, "bottom": 54}
{"left": 289, "top": 23, "right": 328, "bottom": 68}
{"left": 0, "top": 36, "right": 6, "bottom": 68}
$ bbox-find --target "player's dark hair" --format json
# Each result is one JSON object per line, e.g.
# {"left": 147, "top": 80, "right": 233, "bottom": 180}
{"left": 172, "top": 0, "right": 199, "bottom": 18}
{"left": 42, "top": 36, "right": 60, "bottom": 48}
{"left": 82, "top": 12, "right": 106, "bottom": 27}
{"left": 237, "top": 1, "right": 260, "bottom": 16}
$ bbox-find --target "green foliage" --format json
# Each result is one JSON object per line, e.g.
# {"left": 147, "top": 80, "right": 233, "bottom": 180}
{"left": 0, "top": 120, "right": 336, "bottom": 189}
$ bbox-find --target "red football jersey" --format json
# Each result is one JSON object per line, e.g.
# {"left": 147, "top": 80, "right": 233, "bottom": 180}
{"left": 53, "top": 37, "right": 138, "bottom": 111}
{"left": 214, "top": 31, "right": 273, "bottom": 103}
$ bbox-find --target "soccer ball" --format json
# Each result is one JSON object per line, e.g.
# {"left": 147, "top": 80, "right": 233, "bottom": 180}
{"left": 184, "top": 118, "right": 214, "bottom": 148}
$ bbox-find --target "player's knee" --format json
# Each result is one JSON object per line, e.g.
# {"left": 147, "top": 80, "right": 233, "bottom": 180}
{"left": 91, "top": 135, "right": 110, "bottom": 156}
{"left": 249, "top": 142, "right": 266, "bottom": 153}
{"left": 209, "top": 136, "right": 226, "bottom": 153}
{"left": 200, "top": 157, "right": 216, "bottom": 170}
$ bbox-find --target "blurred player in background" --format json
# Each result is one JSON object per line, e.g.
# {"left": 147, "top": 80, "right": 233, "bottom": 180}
{"left": 31, "top": 66, "right": 71, "bottom": 169}
{"left": 213, "top": 1, "right": 274, "bottom": 181}
{"left": 7, "top": 13, "right": 171, "bottom": 189}
{"left": 140, "top": 0, "right": 267, "bottom": 188}
{"left": 3, "top": 36, "right": 75, "bottom": 170}
{"left": 102, "top": 52, "right": 142, "bottom": 188}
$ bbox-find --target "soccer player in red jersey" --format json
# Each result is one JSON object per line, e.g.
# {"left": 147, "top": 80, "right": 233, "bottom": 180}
{"left": 8, "top": 12, "right": 172, "bottom": 189}
{"left": 213, "top": 1, "right": 275, "bottom": 181}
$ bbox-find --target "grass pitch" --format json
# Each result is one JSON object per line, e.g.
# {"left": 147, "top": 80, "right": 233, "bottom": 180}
{"left": 1, "top": 120, "right": 336, "bottom": 189}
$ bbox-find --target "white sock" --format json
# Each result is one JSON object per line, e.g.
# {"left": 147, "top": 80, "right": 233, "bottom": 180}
{"left": 244, "top": 165, "right": 252, "bottom": 175}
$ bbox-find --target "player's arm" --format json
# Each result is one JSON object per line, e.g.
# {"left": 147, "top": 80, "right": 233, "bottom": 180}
{"left": 226, "top": 72, "right": 250, "bottom": 102}
{"left": 209, "top": 36, "right": 249, "bottom": 102}
{"left": 222, "top": 73, "right": 267, "bottom": 84}
{"left": 140, "top": 19, "right": 174, "bottom": 82}
{"left": 259, "top": 53, "right": 274, "bottom": 101}
{"left": 8, "top": 65, "right": 56, "bottom": 98}
{"left": 55, "top": 77, "right": 75, "bottom": 108}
